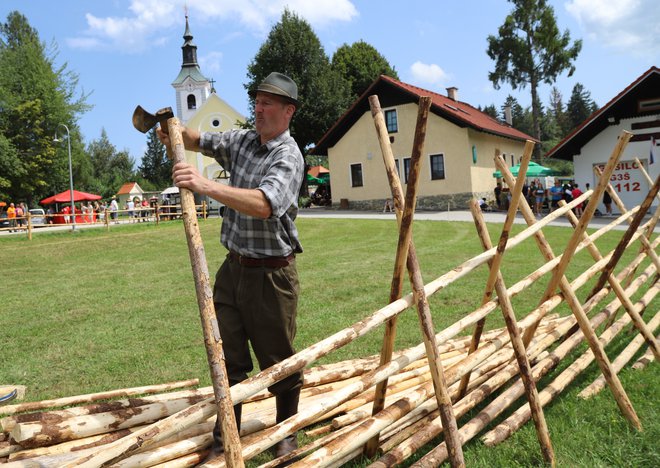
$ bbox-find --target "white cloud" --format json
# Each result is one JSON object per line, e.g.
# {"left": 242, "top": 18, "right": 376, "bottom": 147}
{"left": 199, "top": 51, "right": 223, "bottom": 74}
{"left": 565, "top": 0, "right": 660, "bottom": 58}
{"left": 67, "top": 0, "right": 358, "bottom": 52}
{"left": 409, "top": 61, "right": 450, "bottom": 86}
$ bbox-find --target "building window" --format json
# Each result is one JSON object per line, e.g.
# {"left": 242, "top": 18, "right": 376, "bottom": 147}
{"left": 403, "top": 157, "right": 411, "bottom": 183}
{"left": 430, "top": 153, "right": 445, "bottom": 180}
{"left": 187, "top": 94, "right": 197, "bottom": 110}
{"left": 384, "top": 109, "right": 398, "bottom": 133}
{"left": 350, "top": 163, "right": 363, "bottom": 187}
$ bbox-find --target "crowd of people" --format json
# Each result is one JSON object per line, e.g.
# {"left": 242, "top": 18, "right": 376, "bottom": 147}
{"left": 1, "top": 196, "right": 163, "bottom": 231}
{"left": 492, "top": 178, "right": 604, "bottom": 218}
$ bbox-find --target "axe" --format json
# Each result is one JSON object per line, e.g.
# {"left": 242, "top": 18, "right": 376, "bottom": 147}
{"left": 131, "top": 105, "right": 244, "bottom": 466}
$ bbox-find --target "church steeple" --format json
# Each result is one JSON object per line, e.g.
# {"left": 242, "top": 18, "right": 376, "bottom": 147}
{"left": 181, "top": 15, "right": 198, "bottom": 67}
{"left": 171, "top": 13, "right": 210, "bottom": 123}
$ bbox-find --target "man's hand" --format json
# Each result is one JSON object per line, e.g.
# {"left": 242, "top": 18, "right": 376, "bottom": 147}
{"left": 172, "top": 162, "right": 210, "bottom": 195}
{"left": 157, "top": 125, "right": 202, "bottom": 153}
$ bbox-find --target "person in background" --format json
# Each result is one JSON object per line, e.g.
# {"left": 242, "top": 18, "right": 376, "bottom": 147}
{"left": 15, "top": 202, "right": 25, "bottom": 228}
{"left": 571, "top": 183, "right": 583, "bottom": 217}
{"left": 549, "top": 180, "right": 563, "bottom": 212}
{"left": 157, "top": 72, "right": 305, "bottom": 463}
{"left": 62, "top": 204, "right": 71, "bottom": 224}
{"left": 603, "top": 190, "right": 613, "bottom": 216}
{"left": 534, "top": 182, "right": 546, "bottom": 216}
{"left": 7, "top": 202, "right": 16, "bottom": 232}
{"left": 494, "top": 183, "right": 502, "bottom": 210}
{"left": 110, "top": 196, "right": 119, "bottom": 223}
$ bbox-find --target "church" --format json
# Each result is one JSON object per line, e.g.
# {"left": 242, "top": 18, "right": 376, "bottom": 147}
{"left": 171, "top": 15, "right": 245, "bottom": 210}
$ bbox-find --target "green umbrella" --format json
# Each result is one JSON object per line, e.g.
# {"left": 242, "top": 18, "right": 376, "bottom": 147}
{"left": 492, "top": 161, "right": 556, "bottom": 178}
{"left": 306, "top": 173, "right": 330, "bottom": 184}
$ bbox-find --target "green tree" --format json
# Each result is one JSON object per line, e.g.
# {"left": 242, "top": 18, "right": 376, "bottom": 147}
{"left": 547, "top": 86, "right": 570, "bottom": 136}
{"left": 331, "top": 40, "right": 398, "bottom": 101}
{"left": 487, "top": 0, "right": 582, "bottom": 158}
{"left": 245, "top": 9, "right": 352, "bottom": 156}
{"left": 566, "top": 82, "right": 598, "bottom": 132}
{"left": 86, "top": 129, "right": 135, "bottom": 199}
{"left": 481, "top": 104, "right": 500, "bottom": 120}
{"left": 138, "top": 128, "right": 172, "bottom": 189}
{"left": 0, "top": 11, "right": 89, "bottom": 205}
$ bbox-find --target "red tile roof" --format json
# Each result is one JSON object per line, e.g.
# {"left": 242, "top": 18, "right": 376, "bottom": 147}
{"left": 116, "top": 182, "right": 142, "bottom": 195}
{"left": 380, "top": 75, "right": 535, "bottom": 142}
{"left": 312, "top": 75, "right": 536, "bottom": 155}
{"left": 546, "top": 66, "right": 660, "bottom": 160}
{"left": 307, "top": 165, "right": 330, "bottom": 177}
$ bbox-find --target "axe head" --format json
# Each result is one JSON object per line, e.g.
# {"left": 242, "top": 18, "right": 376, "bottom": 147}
{"left": 132, "top": 105, "right": 174, "bottom": 133}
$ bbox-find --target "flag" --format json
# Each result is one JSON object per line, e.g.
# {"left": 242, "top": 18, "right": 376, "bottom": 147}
{"left": 651, "top": 136, "right": 657, "bottom": 165}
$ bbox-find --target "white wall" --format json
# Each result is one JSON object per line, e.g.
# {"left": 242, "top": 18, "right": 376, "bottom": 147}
{"left": 572, "top": 116, "right": 659, "bottom": 214}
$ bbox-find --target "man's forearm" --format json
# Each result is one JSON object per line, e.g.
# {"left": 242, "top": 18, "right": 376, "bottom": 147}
{"left": 182, "top": 127, "right": 202, "bottom": 152}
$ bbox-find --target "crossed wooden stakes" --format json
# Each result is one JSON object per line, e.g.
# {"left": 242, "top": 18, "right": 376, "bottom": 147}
{"left": 57, "top": 107, "right": 658, "bottom": 467}
{"left": 364, "top": 103, "right": 659, "bottom": 468}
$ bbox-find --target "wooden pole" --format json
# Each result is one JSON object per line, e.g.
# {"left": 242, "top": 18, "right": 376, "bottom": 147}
{"left": 560, "top": 200, "right": 660, "bottom": 360}
{"left": 495, "top": 143, "right": 643, "bottom": 431}
{"left": 0, "top": 379, "right": 198, "bottom": 417}
{"left": 371, "top": 252, "right": 655, "bottom": 468}
{"left": 366, "top": 96, "right": 431, "bottom": 457}
{"left": 161, "top": 118, "right": 243, "bottom": 468}
{"left": 540, "top": 131, "right": 632, "bottom": 301}
{"left": 27, "top": 212, "right": 32, "bottom": 240}
{"left": 594, "top": 167, "right": 660, "bottom": 275}
{"left": 367, "top": 95, "right": 465, "bottom": 467}
{"left": 589, "top": 174, "right": 660, "bottom": 302}
{"left": 579, "top": 315, "right": 660, "bottom": 399}
{"left": 483, "top": 282, "right": 659, "bottom": 446}
{"left": 457, "top": 142, "right": 535, "bottom": 399}
{"left": 469, "top": 199, "right": 555, "bottom": 465}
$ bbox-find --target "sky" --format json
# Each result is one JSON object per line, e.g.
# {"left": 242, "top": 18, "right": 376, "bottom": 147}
{"left": 1, "top": 0, "right": 658, "bottom": 164}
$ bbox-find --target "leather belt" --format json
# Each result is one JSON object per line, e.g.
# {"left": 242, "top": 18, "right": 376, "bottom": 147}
{"left": 227, "top": 250, "right": 294, "bottom": 268}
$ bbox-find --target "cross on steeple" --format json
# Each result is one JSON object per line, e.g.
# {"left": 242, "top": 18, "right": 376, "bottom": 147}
{"left": 209, "top": 78, "right": 216, "bottom": 94}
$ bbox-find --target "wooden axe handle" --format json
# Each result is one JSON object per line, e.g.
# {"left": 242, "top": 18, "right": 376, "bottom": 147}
{"left": 166, "top": 117, "right": 245, "bottom": 467}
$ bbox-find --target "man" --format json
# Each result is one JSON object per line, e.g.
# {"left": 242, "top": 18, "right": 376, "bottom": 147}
{"left": 110, "top": 196, "right": 119, "bottom": 223}
{"left": 549, "top": 180, "right": 563, "bottom": 212}
{"left": 157, "top": 72, "right": 304, "bottom": 462}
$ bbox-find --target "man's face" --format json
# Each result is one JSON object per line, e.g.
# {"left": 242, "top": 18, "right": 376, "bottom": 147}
{"left": 254, "top": 91, "right": 295, "bottom": 143}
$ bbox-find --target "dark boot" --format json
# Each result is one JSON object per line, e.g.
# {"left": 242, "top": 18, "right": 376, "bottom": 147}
{"left": 272, "top": 388, "right": 300, "bottom": 462}
{"left": 200, "top": 404, "right": 242, "bottom": 464}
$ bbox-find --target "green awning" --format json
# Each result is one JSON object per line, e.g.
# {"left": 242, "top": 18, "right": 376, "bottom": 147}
{"left": 493, "top": 161, "right": 556, "bottom": 178}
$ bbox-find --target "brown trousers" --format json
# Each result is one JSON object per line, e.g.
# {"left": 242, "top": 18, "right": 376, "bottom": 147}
{"left": 213, "top": 254, "right": 303, "bottom": 395}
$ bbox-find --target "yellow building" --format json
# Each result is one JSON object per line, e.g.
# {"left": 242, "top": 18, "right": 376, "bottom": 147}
{"left": 312, "top": 75, "right": 536, "bottom": 210}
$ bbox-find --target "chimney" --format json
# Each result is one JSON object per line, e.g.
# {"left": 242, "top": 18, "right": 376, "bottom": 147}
{"left": 503, "top": 105, "right": 512, "bottom": 126}
{"left": 446, "top": 87, "right": 458, "bottom": 101}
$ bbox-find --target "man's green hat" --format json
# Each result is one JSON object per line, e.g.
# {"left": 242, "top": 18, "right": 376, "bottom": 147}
{"left": 249, "top": 72, "right": 299, "bottom": 106}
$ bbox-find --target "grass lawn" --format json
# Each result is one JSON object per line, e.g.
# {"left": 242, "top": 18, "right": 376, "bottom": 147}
{"left": 1, "top": 217, "right": 658, "bottom": 467}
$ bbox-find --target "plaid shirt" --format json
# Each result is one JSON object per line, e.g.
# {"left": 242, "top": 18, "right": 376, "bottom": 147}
{"left": 199, "top": 128, "right": 304, "bottom": 258}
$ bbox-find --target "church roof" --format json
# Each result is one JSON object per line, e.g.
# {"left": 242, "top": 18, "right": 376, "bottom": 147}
{"left": 172, "top": 66, "right": 208, "bottom": 86}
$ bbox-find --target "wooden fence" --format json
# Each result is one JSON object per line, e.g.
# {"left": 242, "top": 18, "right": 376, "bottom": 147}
{"left": 0, "top": 202, "right": 210, "bottom": 240}
{"left": 0, "top": 97, "right": 658, "bottom": 467}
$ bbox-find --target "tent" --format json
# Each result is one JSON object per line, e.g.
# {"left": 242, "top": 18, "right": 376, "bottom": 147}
{"left": 40, "top": 189, "right": 102, "bottom": 205}
{"left": 492, "top": 161, "right": 556, "bottom": 178}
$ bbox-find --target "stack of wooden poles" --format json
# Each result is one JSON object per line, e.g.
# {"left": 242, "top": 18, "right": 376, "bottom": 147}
{"left": 1, "top": 96, "right": 658, "bottom": 468}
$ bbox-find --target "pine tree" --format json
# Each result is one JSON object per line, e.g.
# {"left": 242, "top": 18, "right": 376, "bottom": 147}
{"left": 139, "top": 128, "right": 172, "bottom": 189}
{"left": 566, "top": 83, "right": 599, "bottom": 132}
{"left": 487, "top": 0, "right": 581, "bottom": 158}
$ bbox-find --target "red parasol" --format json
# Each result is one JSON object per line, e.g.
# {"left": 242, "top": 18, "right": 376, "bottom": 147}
{"left": 40, "top": 189, "right": 102, "bottom": 205}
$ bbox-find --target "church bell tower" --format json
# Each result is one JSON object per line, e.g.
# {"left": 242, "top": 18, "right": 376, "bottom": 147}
{"left": 171, "top": 14, "right": 211, "bottom": 124}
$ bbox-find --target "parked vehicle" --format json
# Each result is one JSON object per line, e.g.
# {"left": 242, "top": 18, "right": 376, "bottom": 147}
{"left": 0, "top": 211, "right": 8, "bottom": 228}
{"left": 28, "top": 208, "right": 46, "bottom": 226}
